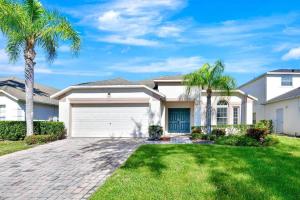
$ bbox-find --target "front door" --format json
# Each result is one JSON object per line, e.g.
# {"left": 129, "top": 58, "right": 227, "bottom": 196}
{"left": 168, "top": 108, "right": 190, "bottom": 133}
{"left": 276, "top": 108, "right": 284, "bottom": 134}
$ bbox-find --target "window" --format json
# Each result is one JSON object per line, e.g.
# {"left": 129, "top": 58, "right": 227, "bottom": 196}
{"left": 233, "top": 107, "right": 239, "bottom": 124}
{"left": 281, "top": 75, "right": 293, "bottom": 86}
{"left": 0, "top": 105, "right": 6, "bottom": 120}
{"left": 253, "top": 112, "right": 256, "bottom": 124}
{"left": 217, "top": 100, "right": 228, "bottom": 125}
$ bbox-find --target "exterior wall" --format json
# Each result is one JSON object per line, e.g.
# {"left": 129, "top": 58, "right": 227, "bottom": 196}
{"left": 0, "top": 93, "right": 58, "bottom": 121}
{"left": 265, "top": 98, "right": 300, "bottom": 136}
{"left": 266, "top": 74, "right": 300, "bottom": 100}
{"left": 0, "top": 94, "right": 23, "bottom": 120}
{"left": 239, "top": 76, "right": 266, "bottom": 121}
{"left": 199, "top": 94, "right": 244, "bottom": 125}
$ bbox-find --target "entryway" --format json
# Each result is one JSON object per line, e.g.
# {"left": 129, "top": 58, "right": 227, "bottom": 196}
{"left": 168, "top": 108, "right": 191, "bottom": 133}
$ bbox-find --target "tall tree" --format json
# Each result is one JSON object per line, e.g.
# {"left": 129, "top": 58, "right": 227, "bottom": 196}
{"left": 0, "top": 0, "right": 80, "bottom": 135}
{"left": 184, "top": 60, "right": 236, "bottom": 134}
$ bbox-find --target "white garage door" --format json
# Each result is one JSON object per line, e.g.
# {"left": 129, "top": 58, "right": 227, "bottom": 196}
{"left": 71, "top": 104, "right": 149, "bottom": 137}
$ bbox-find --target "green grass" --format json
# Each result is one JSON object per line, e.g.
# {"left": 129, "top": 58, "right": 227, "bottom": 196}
{"left": 0, "top": 140, "right": 33, "bottom": 156}
{"left": 90, "top": 136, "right": 300, "bottom": 200}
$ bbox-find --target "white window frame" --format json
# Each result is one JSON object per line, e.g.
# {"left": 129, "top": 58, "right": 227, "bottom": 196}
{"left": 233, "top": 107, "right": 240, "bottom": 125}
{"left": 216, "top": 100, "right": 228, "bottom": 125}
{"left": 281, "top": 75, "right": 293, "bottom": 86}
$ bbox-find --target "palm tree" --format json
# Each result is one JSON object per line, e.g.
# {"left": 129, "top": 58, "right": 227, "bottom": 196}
{"left": 0, "top": 0, "right": 80, "bottom": 135}
{"left": 184, "top": 60, "right": 236, "bottom": 134}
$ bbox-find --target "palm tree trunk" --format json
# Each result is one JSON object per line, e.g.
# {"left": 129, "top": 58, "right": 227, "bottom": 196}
{"left": 24, "top": 45, "right": 36, "bottom": 136}
{"left": 206, "top": 88, "right": 212, "bottom": 134}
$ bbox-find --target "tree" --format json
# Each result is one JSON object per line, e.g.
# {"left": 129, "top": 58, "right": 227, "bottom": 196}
{"left": 184, "top": 60, "right": 236, "bottom": 134}
{"left": 0, "top": 0, "right": 80, "bottom": 135}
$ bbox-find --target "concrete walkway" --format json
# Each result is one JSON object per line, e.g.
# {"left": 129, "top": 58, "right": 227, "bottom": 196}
{"left": 0, "top": 138, "right": 143, "bottom": 200}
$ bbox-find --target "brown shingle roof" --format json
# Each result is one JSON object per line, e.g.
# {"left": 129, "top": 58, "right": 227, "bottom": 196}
{"left": 0, "top": 77, "right": 58, "bottom": 105}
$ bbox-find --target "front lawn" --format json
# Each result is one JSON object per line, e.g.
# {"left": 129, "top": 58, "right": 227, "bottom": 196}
{"left": 0, "top": 141, "right": 33, "bottom": 156}
{"left": 91, "top": 136, "right": 300, "bottom": 200}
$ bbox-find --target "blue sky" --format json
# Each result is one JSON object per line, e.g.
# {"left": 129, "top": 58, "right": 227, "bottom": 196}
{"left": 1, "top": 0, "right": 300, "bottom": 89}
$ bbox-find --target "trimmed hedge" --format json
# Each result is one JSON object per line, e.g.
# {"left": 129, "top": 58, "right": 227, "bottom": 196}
{"left": 24, "top": 134, "right": 57, "bottom": 145}
{"left": 0, "top": 121, "right": 65, "bottom": 141}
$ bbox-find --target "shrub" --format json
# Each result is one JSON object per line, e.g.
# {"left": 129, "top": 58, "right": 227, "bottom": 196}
{"left": 263, "top": 135, "right": 280, "bottom": 146}
{"left": 200, "top": 124, "right": 252, "bottom": 135}
{"left": 255, "top": 120, "right": 273, "bottom": 134}
{"left": 246, "top": 128, "right": 268, "bottom": 141}
{"left": 215, "top": 135, "right": 260, "bottom": 146}
{"left": 148, "top": 125, "right": 163, "bottom": 140}
{"left": 0, "top": 121, "right": 26, "bottom": 140}
{"left": 191, "top": 132, "right": 203, "bottom": 140}
{"left": 0, "top": 121, "right": 65, "bottom": 141}
{"left": 24, "top": 134, "right": 57, "bottom": 145}
{"left": 191, "top": 126, "right": 202, "bottom": 134}
{"left": 212, "top": 129, "right": 226, "bottom": 137}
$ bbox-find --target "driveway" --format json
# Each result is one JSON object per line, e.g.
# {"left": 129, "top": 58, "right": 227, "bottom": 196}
{"left": 0, "top": 138, "right": 143, "bottom": 200}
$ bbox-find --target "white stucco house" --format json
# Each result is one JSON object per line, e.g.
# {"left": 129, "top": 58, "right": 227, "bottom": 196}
{"left": 0, "top": 77, "right": 59, "bottom": 121}
{"left": 51, "top": 76, "right": 256, "bottom": 138}
{"left": 239, "top": 69, "right": 300, "bottom": 136}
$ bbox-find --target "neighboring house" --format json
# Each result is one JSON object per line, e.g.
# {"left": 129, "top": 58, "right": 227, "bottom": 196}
{"left": 51, "top": 76, "right": 256, "bottom": 138}
{"left": 0, "top": 77, "right": 59, "bottom": 121}
{"left": 239, "top": 69, "right": 300, "bottom": 135}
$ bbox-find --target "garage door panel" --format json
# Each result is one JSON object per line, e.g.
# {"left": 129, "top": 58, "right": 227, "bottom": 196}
{"left": 71, "top": 104, "right": 149, "bottom": 137}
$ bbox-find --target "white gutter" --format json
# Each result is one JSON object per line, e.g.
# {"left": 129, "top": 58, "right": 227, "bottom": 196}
{"left": 153, "top": 79, "right": 183, "bottom": 83}
{"left": 0, "top": 90, "right": 19, "bottom": 101}
{"left": 51, "top": 85, "right": 166, "bottom": 100}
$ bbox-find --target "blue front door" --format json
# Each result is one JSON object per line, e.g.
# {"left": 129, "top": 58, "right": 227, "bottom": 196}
{"left": 168, "top": 108, "right": 190, "bottom": 133}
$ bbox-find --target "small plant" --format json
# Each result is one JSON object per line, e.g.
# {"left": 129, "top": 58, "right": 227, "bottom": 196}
{"left": 246, "top": 128, "right": 268, "bottom": 141}
{"left": 191, "top": 132, "right": 203, "bottom": 140}
{"left": 24, "top": 134, "right": 57, "bottom": 145}
{"left": 263, "top": 135, "right": 279, "bottom": 146}
{"left": 255, "top": 120, "right": 273, "bottom": 134}
{"left": 212, "top": 129, "right": 226, "bottom": 137}
{"left": 148, "top": 125, "right": 163, "bottom": 140}
{"left": 191, "top": 126, "right": 202, "bottom": 134}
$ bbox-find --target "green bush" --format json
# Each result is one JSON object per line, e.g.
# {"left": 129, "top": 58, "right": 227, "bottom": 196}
{"left": 263, "top": 135, "right": 279, "bottom": 146}
{"left": 212, "top": 129, "right": 226, "bottom": 137}
{"left": 0, "top": 121, "right": 65, "bottom": 141}
{"left": 191, "top": 132, "right": 203, "bottom": 140}
{"left": 191, "top": 126, "right": 202, "bottom": 134}
{"left": 148, "top": 125, "right": 163, "bottom": 140}
{"left": 24, "top": 134, "right": 57, "bottom": 145}
{"left": 215, "top": 135, "right": 260, "bottom": 146}
{"left": 0, "top": 121, "right": 26, "bottom": 140}
{"left": 255, "top": 120, "right": 273, "bottom": 134}
{"left": 246, "top": 128, "right": 267, "bottom": 141}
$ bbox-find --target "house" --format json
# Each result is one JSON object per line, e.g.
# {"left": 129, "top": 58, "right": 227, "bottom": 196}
{"left": 0, "top": 77, "right": 59, "bottom": 121}
{"left": 239, "top": 69, "right": 300, "bottom": 135}
{"left": 51, "top": 76, "right": 256, "bottom": 138}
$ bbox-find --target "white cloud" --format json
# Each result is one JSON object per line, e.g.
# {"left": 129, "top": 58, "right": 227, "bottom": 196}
{"left": 74, "top": 0, "right": 186, "bottom": 46}
{"left": 110, "top": 56, "right": 204, "bottom": 73}
{"left": 191, "top": 13, "right": 298, "bottom": 47}
{"left": 282, "top": 47, "right": 300, "bottom": 60}
{"left": 98, "top": 35, "right": 160, "bottom": 47}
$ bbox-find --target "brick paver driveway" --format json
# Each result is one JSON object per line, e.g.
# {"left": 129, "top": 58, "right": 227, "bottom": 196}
{"left": 0, "top": 138, "right": 143, "bottom": 200}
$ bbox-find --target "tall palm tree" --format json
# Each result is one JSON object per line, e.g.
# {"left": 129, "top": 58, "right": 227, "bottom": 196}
{"left": 184, "top": 60, "right": 236, "bottom": 134}
{"left": 0, "top": 0, "right": 80, "bottom": 135}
